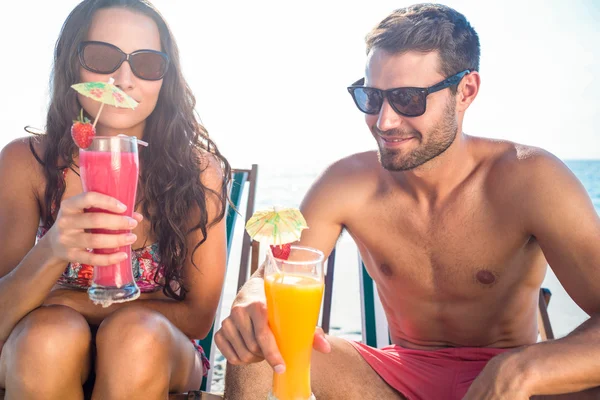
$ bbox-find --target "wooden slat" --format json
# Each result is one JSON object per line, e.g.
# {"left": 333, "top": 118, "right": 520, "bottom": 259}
{"left": 250, "top": 240, "right": 260, "bottom": 276}
{"left": 237, "top": 164, "right": 259, "bottom": 291}
{"left": 169, "top": 392, "right": 223, "bottom": 399}
{"left": 321, "top": 247, "right": 337, "bottom": 334}
{"left": 538, "top": 288, "right": 555, "bottom": 341}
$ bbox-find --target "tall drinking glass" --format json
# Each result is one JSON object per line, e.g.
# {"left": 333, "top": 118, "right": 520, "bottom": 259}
{"left": 79, "top": 135, "right": 140, "bottom": 307}
{"left": 264, "top": 245, "right": 325, "bottom": 400}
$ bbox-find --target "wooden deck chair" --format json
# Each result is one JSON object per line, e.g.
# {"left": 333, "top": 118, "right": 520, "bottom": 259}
{"left": 197, "top": 165, "right": 258, "bottom": 394}
{"left": 0, "top": 165, "right": 258, "bottom": 400}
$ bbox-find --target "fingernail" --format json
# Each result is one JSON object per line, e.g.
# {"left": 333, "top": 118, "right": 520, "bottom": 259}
{"left": 274, "top": 364, "right": 286, "bottom": 374}
{"left": 117, "top": 202, "right": 127, "bottom": 211}
{"left": 126, "top": 233, "right": 137, "bottom": 243}
{"left": 119, "top": 252, "right": 128, "bottom": 260}
{"left": 127, "top": 217, "right": 137, "bottom": 227}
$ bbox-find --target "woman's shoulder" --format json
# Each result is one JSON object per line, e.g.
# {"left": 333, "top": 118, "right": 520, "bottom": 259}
{"left": 0, "top": 136, "right": 47, "bottom": 188}
{"left": 0, "top": 136, "right": 45, "bottom": 169}
{"left": 197, "top": 148, "right": 226, "bottom": 186}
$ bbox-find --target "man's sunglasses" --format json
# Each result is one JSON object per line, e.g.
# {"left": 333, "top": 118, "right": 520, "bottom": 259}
{"left": 77, "top": 41, "right": 170, "bottom": 81}
{"left": 347, "top": 69, "right": 470, "bottom": 117}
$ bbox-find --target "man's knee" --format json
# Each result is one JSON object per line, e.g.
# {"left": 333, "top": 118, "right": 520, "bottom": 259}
{"left": 224, "top": 361, "right": 272, "bottom": 400}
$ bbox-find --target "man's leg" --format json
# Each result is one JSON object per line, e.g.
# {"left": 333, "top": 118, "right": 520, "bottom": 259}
{"left": 532, "top": 388, "right": 600, "bottom": 399}
{"left": 224, "top": 336, "right": 406, "bottom": 400}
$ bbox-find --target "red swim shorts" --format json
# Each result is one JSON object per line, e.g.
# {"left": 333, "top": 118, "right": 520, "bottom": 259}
{"left": 348, "top": 341, "right": 511, "bottom": 400}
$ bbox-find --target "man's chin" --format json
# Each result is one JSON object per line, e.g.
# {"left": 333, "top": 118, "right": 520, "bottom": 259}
{"left": 378, "top": 150, "right": 417, "bottom": 171}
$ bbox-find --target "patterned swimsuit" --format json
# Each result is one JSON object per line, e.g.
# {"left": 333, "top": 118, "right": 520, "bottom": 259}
{"left": 38, "top": 167, "right": 210, "bottom": 375}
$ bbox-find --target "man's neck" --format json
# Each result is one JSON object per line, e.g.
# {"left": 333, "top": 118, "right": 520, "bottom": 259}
{"left": 390, "top": 132, "right": 475, "bottom": 206}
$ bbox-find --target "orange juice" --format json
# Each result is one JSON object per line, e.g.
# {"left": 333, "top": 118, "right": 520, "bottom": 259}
{"left": 265, "top": 273, "right": 324, "bottom": 400}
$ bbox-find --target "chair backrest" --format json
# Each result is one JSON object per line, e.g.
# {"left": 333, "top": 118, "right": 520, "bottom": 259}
{"left": 199, "top": 165, "right": 258, "bottom": 392}
{"left": 357, "top": 257, "right": 390, "bottom": 348}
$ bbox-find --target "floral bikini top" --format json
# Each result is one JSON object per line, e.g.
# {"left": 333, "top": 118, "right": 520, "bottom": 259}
{"left": 38, "top": 167, "right": 165, "bottom": 292}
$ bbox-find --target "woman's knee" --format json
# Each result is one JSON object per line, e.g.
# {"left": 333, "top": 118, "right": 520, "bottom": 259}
{"left": 10, "top": 305, "right": 91, "bottom": 362}
{"left": 4, "top": 305, "right": 91, "bottom": 386}
{"left": 96, "top": 306, "right": 173, "bottom": 357}
{"left": 95, "top": 306, "right": 173, "bottom": 389}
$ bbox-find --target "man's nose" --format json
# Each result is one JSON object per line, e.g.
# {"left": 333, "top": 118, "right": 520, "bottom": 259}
{"left": 376, "top": 98, "right": 403, "bottom": 132}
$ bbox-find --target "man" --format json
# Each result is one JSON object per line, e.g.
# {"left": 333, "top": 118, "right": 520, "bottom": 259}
{"left": 215, "top": 4, "right": 600, "bottom": 399}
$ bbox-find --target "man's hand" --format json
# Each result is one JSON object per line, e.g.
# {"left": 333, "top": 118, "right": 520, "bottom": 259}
{"left": 214, "top": 284, "right": 331, "bottom": 374}
{"left": 462, "top": 351, "right": 532, "bottom": 400}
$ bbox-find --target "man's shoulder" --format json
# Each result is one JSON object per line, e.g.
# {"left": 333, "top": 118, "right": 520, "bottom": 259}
{"left": 479, "top": 138, "right": 569, "bottom": 199}
{"left": 319, "top": 150, "right": 381, "bottom": 182}
{"left": 484, "top": 139, "right": 563, "bottom": 178}
{"left": 302, "top": 151, "right": 380, "bottom": 210}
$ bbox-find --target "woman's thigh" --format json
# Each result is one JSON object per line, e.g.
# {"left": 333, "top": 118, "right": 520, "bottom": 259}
{"left": 94, "top": 305, "right": 204, "bottom": 393}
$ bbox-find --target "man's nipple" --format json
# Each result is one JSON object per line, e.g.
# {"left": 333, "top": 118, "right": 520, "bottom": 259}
{"left": 476, "top": 269, "right": 496, "bottom": 285}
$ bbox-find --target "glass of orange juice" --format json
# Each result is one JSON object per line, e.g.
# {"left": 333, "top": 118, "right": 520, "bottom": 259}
{"left": 264, "top": 245, "right": 325, "bottom": 400}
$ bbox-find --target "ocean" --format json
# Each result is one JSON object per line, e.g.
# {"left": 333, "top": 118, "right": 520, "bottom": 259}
{"left": 210, "top": 159, "right": 600, "bottom": 392}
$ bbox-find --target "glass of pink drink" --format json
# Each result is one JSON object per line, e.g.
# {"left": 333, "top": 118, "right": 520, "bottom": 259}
{"left": 79, "top": 135, "right": 141, "bottom": 307}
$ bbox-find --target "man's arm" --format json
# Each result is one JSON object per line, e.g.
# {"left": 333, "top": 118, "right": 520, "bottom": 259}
{"left": 484, "top": 149, "right": 600, "bottom": 397}
{"left": 517, "top": 151, "right": 600, "bottom": 395}
{"left": 215, "top": 158, "right": 354, "bottom": 370}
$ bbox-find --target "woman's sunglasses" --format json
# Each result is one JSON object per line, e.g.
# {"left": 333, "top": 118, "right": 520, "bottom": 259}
{"left": 77, "top": 41, "right": 170, "bottom": 81}
{"left": 347, "top": 70, "right": 470, "bottom": 117}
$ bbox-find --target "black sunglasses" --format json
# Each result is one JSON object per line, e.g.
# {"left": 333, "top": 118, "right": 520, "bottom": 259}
{"left": 78, "top": 41, "right": 170, "bottom": 81}
{"left": 347, "top": 70, "right": 470, "bottom": 117}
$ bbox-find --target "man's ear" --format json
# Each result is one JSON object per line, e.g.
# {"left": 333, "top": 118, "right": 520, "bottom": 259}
{"left": 456, "top": 71, "right": 480, "bottom": 113}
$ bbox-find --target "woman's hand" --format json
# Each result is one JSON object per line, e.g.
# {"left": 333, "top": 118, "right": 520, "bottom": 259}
{"left": 44, "top": 192, "right": 143, "bottom": 266}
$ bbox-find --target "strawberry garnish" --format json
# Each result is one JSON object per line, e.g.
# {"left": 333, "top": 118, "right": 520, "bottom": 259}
{"left": 270, "top": 243, "right": 291, "bottom": 260}
{"left": 71, "top": 109, "right": 96, "bottom": 149}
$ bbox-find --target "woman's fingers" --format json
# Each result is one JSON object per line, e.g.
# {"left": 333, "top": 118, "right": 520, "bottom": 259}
{"left": 60, "top": 212, "right": 137, "bottom": 230}
{"left": 68, "top": 249, "right": 128, "bottom": 266}
{"left": 132, "top": 212, "right": 144, "bottom": 223}
{"left": 74, "top": 232, "right": 137, "bottom": 250}
{"left": 61, "top": 191, "right": 127, "bottom": 214}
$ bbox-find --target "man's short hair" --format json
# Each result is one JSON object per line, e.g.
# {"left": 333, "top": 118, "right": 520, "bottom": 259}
{"left": 366, "top": 3, "right": 480, "bottom": 86}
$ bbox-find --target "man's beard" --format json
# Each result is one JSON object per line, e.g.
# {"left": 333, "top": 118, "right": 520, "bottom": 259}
{"left": 376, "top": 100, "right": 458, "bottom": 171}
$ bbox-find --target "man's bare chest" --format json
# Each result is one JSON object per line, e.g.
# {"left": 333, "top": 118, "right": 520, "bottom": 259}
{"left": 346, "top": 193, "right": 543, "bottom": 298}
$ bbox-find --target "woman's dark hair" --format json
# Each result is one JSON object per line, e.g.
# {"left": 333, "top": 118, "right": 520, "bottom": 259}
{"left": 32, "top": 0, "right": 231, "bottom": 300}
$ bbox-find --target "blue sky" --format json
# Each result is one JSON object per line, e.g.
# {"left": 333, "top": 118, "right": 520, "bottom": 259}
{"left": 2, "top": 0, "right": 598, "bottom": 168}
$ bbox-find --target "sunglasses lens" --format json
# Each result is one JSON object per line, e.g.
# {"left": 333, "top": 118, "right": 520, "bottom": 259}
{"left": 81, "top": 43, "right": 122, "bottom": 73}
{"left": 352, "top": 87, "right": 383, "bottom": 114}
{"left": 130, "top": 52, "right": 168, "bottom": 80}
{"left": 389, "top": 88, "right": 425, "bottom": 117}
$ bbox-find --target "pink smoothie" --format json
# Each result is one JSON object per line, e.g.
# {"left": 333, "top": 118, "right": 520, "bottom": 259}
{"left": 79, "top": 150, "right": 139, "bottom": 288}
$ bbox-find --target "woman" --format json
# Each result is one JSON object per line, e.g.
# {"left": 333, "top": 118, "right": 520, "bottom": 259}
{"left": 0, "top": 0, "right": 231, "bottom": 398}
